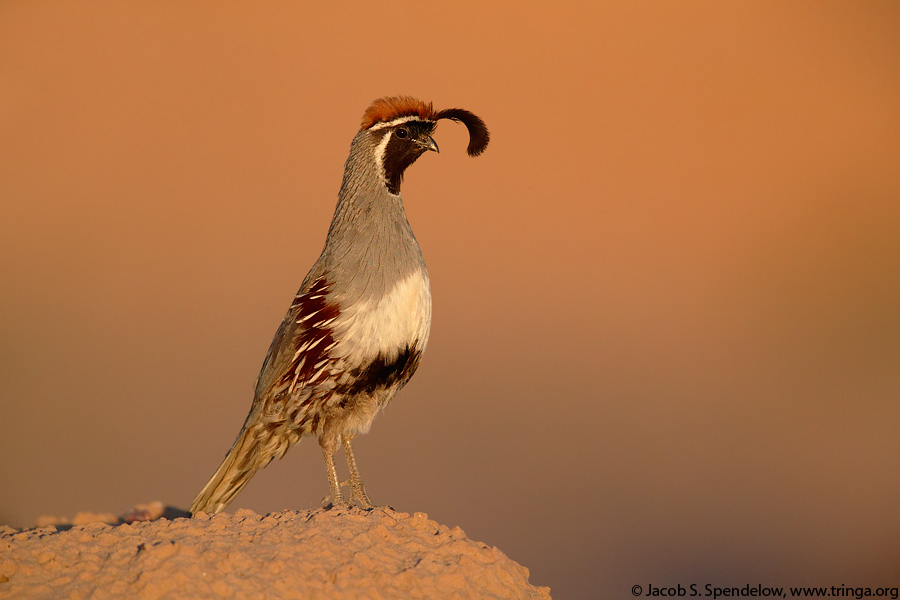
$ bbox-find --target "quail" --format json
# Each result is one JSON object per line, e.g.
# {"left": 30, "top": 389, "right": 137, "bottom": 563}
{"left": 190, "top": 96, "right": 489, "bottom": 515}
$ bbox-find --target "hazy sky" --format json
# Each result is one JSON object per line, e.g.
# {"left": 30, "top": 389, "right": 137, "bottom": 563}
{"left": 2, "top": 2, "right": 899, "bottom": 597}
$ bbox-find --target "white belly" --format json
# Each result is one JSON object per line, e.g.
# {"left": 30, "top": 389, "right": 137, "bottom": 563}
{"left": 332, "top": 269, "right": 431, "bottom": 366}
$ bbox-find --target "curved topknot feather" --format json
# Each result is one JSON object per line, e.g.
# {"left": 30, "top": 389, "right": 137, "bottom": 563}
{"left": 361, "top": 96, "right": 434, "bottom": 130}
{"left": 432, "top": 108, "right": 490, "bottom": 156}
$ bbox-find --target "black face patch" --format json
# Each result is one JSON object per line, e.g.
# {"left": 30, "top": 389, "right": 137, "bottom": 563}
{"left": 381, "top": 121, "right": 436, "bottom": 195}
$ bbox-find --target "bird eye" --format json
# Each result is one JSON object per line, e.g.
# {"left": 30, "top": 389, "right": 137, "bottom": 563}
{"left": 396, "top": 128, "right": 408, "bottom": 139}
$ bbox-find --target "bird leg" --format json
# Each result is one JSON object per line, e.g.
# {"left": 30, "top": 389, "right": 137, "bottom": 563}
{"left": 342, "top": 434, "right": 375, "bottom": 509}
{"left": 321, "top": 443, "right": 347, "bottom": 509}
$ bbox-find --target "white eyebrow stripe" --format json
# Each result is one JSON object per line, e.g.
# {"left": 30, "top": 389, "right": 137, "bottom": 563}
{"left": 367, "top": 115, "right": 432, "bottom": 130}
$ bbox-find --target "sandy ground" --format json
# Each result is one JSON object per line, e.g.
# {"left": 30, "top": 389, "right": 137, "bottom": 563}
{"left": 0, "top": 503, "right": 551, "bottom": 599}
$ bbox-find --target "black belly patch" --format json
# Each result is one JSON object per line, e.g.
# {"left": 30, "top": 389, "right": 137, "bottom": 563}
{"left": 337, "top": 344, "right": 422, "bottom": 398}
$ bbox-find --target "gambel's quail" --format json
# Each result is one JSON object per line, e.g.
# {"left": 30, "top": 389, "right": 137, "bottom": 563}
{"left": 190, "top": 96, "right": 489, "bottom": 515}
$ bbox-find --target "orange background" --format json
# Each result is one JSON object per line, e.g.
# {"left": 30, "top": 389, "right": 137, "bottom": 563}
{"left": 2, "top": 2, "right": 899, "bottom": 597}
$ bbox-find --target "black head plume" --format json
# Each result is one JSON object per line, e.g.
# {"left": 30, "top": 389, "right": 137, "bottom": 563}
{"left": 432, "top": 108, "right": 490, "bottom": 157}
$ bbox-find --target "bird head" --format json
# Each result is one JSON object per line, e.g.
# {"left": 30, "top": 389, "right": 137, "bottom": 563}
{"left": 360, "top": 96, "right": 489, "bottom": 195}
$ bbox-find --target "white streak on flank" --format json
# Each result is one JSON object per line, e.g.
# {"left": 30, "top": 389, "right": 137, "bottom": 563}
{"left": 367, "top": 115, "right": 430, "bottom": 131}
{"left": 288, "top": 357, "right": 306, "bottom": 393}
{"left": 309, "top": 364, "right": 329, "bottom": 383}
{"left": 297, "top": 308, "right": 322, "bottom": 324}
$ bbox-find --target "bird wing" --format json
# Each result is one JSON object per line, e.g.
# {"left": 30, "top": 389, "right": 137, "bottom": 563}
{"left": 253, "top": 275, "right": 341, "bottom": 426}
{"left": 189, "top": 276, "right": 343, "bottom": 515}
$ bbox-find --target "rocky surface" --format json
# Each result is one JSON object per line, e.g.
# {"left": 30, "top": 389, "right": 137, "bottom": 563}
{"left": 0, "top": 506, "right": 551, "bottom": 599}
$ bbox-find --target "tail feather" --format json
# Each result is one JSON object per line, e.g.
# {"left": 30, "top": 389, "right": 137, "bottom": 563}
{"left": 189, "top": 422, "right": 293, "bottom": 515}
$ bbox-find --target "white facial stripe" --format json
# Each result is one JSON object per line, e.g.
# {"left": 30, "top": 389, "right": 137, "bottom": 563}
{"left": 372, "top": 129, "right": 393, "bottom": 190}
{"left": 367, "top": 115, "right": 430, "bottom": 131}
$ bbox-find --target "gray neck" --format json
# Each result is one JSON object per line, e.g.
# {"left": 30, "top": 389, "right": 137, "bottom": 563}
{"left": 316, "top": 130, "right": 426, "bottom": 303}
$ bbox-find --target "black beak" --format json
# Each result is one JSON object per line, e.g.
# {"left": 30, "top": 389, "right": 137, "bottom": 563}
{"left": 417, "top": 135, "right": 439, "bottom": 153}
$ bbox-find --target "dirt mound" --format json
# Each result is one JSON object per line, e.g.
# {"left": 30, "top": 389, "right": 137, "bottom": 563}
{"left": 0, "top": 506, "right": 551, "bottom": 599}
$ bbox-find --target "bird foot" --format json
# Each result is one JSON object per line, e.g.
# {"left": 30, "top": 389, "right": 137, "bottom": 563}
{"left": 321, "top": 480, "right": 389, "bottom": 511}
{"left": 321, "top": 480, "right": 350, "bottom": 509}
{"left": 351, "top": 494, "right": 376, "bottom": 510}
